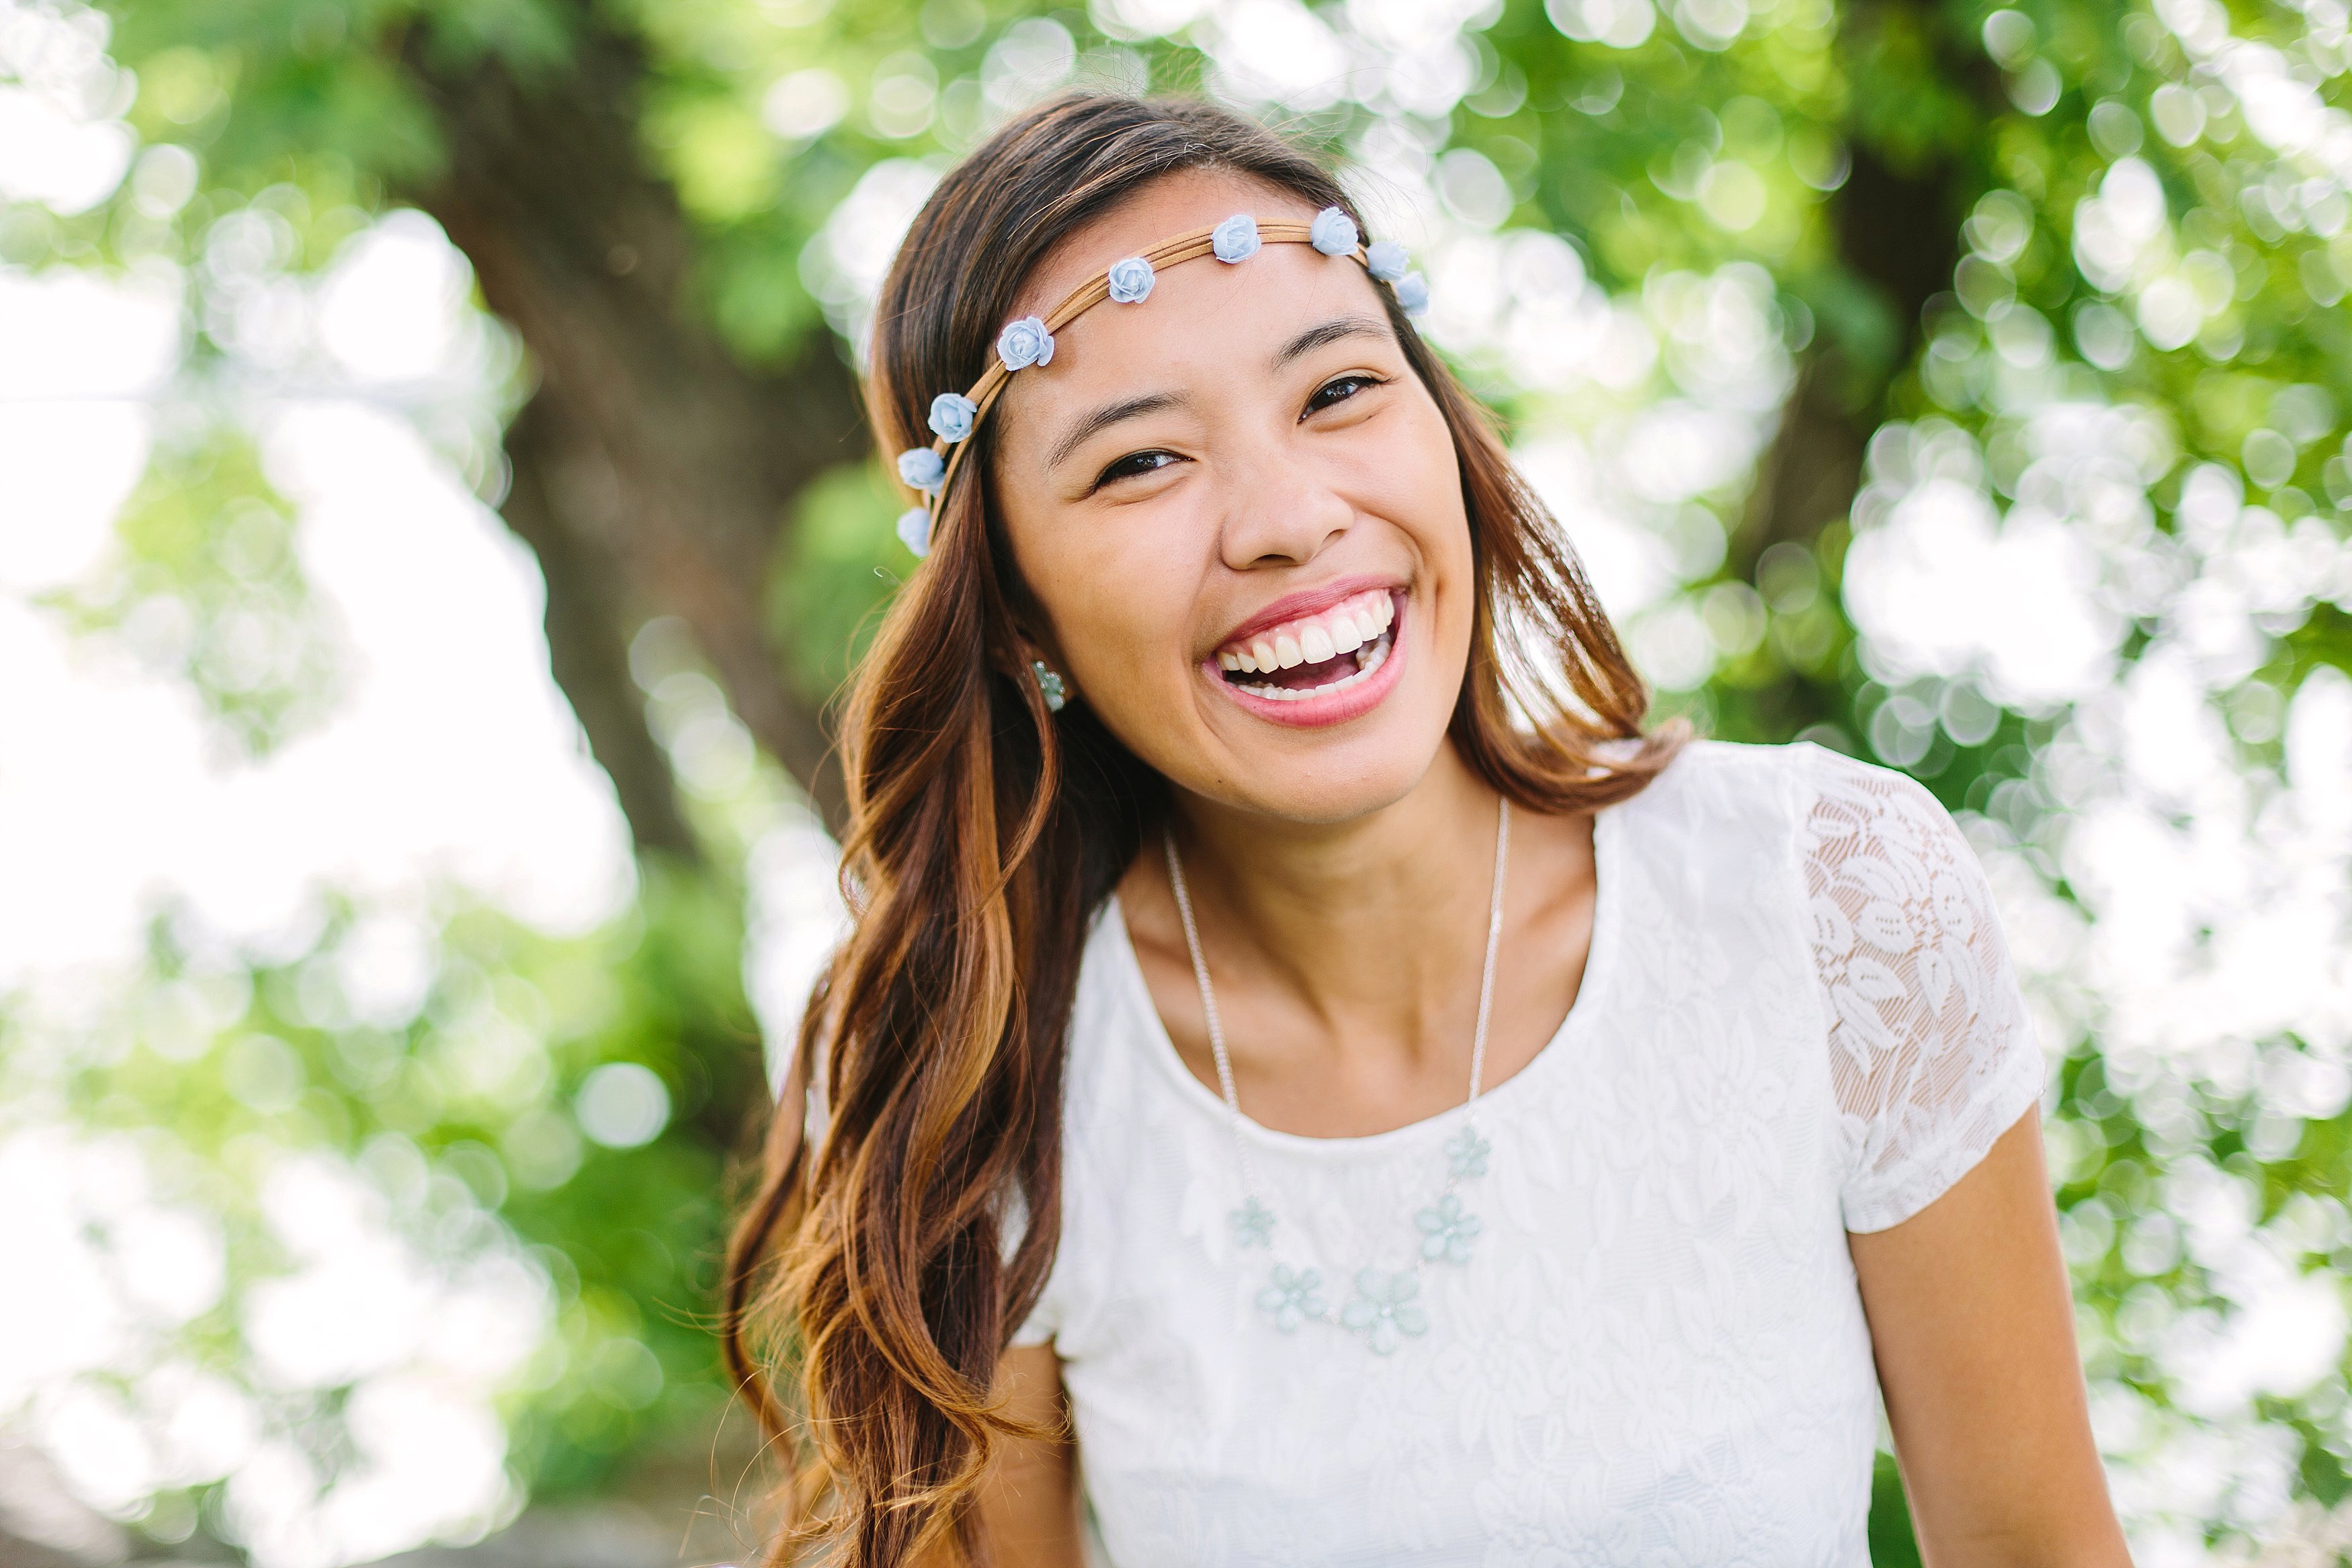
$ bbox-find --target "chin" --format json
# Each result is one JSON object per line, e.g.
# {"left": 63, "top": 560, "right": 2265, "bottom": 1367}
{"left": 1194, "top": 648, "right": 1464, "bottom": 826}
{"left": 1214, "top": 746, "right": 1443, "bottom": 825}
{"left": 1086, "top": 587, "right": 1470, "bottom": 824}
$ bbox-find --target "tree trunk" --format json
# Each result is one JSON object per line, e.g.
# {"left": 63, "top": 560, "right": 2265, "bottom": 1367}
{"left": 1736, "top": 37, "right": 1990, "bottom": 569}
{"left": 401, "top": 13, "right": 867, "bottom": 838}
{"left": 497, "top": 396, "right": 702, "bottom": 860}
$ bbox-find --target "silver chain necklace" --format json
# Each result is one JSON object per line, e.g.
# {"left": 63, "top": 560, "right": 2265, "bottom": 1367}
{"left": 1161, "top": 797, "right": 1509, "bottom": 1354}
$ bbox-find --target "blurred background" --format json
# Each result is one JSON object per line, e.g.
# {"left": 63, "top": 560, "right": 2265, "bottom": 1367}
{"left": 0, "top": 0, "right": 2347, "bottom": 1563}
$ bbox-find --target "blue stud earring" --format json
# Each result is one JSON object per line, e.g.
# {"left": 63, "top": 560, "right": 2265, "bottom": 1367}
{"left": 1032, "top": 660, "right": 1067, "bottom": 713}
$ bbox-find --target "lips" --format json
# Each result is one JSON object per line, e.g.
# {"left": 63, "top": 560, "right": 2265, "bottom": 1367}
{"left": 1204, "top": 587, "right": 1408, "bottom": 726}
{"left": 1214, "top": 587, "right": 1393, "bottom": 684}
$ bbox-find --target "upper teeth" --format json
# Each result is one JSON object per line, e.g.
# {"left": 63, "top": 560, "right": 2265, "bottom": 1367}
{"left": 1216, "top": 590, "right": 1393, "bottom": 673}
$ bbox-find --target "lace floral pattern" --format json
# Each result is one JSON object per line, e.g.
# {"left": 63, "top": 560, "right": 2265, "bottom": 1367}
{"left": 1800, "top": 747, "right": 2047, "bottom": 1231}
{"left": 1008, "top": 741, "right": 2044, "bottom": 1567}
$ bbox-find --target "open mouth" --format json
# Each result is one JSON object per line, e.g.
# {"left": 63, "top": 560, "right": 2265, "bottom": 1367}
{"left": 1213, "top": 588, "right": 1396, "bottom": 703}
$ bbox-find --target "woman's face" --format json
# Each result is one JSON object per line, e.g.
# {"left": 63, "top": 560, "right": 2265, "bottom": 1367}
{"left": 989, "top": 171, "right": 1475, "bottom": 826}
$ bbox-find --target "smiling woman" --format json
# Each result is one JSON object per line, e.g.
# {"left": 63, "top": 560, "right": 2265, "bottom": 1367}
{"left": 722, "top": 93, "right": 2129, "bottom": 1568}
{"left": 987, "top": 217, "right": 1452, "bottom": 764}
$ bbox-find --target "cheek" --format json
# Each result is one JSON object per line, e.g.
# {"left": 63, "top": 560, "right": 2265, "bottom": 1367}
{"left": 1012, "top": 500, "right": 1203, "bottom": 681}
{"left": 1368, "top": 401, "right": 1474, "bottom": 594}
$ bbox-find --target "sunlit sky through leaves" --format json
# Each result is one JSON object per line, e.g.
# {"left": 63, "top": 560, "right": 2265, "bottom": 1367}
{"left": 5, "top": 0, "right": 2352, "bottom": 1559}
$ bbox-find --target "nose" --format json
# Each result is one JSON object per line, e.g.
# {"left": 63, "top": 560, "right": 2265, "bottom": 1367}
{"left": 1215, "top": 437, "right": 1354, "bottom": 571}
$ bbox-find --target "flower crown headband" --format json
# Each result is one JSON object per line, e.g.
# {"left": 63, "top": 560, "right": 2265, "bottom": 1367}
{"left": 890, "top": 206, "right": 1429, "bottom": 559}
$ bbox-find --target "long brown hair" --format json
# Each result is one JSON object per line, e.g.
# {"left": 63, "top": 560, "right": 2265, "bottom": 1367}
{"left": 723, "top": 91, "right": 1681, "bottom": 1567}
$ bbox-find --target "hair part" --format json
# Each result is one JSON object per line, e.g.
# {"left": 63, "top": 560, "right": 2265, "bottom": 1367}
{"left": 724, "top": 91, "right": 1681, "bottom": 1567}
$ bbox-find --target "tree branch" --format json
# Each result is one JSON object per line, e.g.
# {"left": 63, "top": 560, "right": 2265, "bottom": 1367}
{"left": 401, "top": 10, "right": 864, "bottom": 836}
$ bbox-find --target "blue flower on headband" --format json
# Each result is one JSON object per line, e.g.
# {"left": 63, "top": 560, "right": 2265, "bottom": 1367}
{"left": 897, "top": 445, "right": 946, "bottom": 492}
{"left": 1106, "top": 255, "right": 1155, "bottom": 303}
{"left": 1310, "top": 206, "right": 1358, "bottom": 257}
{"left": 997, "top": 315, "right": 1055, "bottom": 372}
{"left": 1365, "top": 239, "right": 1409, "bottom": 282}
{"left": 927, "top": 392, "right": 978, "bottom": 442}
{"left": 895, "top": 505, "right": 931, "bottom": 558}
{"left": 1395, "top": 271, "right": 1431, "bottom": 317}
{"left": 1211, "top": 212, "right": 1261, "bottom": 263}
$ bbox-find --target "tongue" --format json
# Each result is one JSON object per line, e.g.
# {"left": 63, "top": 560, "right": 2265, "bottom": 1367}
{"left": 1245, "top": 646, "right": 1356, "bottom": 690}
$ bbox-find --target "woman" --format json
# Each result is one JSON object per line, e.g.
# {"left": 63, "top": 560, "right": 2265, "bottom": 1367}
{"left": 725, "top": 93, "right": 2129, "bottom": 1568}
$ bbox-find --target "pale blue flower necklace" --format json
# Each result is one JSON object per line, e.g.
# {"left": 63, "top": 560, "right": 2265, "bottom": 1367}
{"left": 1162, "top": 797, "right": 1508, "bottom": 1355}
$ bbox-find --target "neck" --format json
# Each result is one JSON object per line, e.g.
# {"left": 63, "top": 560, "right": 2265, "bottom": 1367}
{"left": 1165, "top": 741, "right": 1503, "bottom": 1063}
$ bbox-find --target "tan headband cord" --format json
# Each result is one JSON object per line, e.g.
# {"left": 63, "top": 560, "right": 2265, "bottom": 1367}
{"left": 890, "top": 210, "right": 1429, "bottom": 558}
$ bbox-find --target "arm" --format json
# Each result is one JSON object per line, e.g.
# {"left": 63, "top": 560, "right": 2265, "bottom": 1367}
{"left": 1849, "top": 1104, "right": 2132, "bottom": 1567}
{"left": 964, "top": 1344, "right": 1085, "bottom": 1568}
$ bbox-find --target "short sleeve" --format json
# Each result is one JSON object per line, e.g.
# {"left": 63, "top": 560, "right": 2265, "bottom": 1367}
{"left": 1002, "top": 1184, "right": 1062, "bottom": 1350}
{"left": 1008, "top": 1297, "right": 1058, "bottom": 1349}
{"left": 1797, "top": 745, "right": 2047, "bottom": 1233}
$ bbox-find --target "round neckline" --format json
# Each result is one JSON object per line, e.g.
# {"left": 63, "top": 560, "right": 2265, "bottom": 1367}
{"left": 1104, "top": 801, "right": 1626, "bottom": 1158}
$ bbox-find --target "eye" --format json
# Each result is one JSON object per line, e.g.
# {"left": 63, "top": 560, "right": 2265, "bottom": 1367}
{"left": 1092, "top": 449, "right": 1185, "bottom": 489}
{"left": 1304, "top": 373, "right": 1386, "bottom": 418}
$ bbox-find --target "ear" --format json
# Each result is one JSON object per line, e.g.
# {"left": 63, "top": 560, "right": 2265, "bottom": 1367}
{"left": 1017, "top": 626, "right": 1069, "bottom": 674}
{"left": 1009, "top": 632, "right": 1075, "bottom": 713}
{"left": 990, "top": 554, "right": 1068, "bottom": 678}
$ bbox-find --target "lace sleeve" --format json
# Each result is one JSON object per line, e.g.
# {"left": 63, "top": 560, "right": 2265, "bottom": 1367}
{"left": 1799, "top": 746, "right": 2046, "bottom": 1233}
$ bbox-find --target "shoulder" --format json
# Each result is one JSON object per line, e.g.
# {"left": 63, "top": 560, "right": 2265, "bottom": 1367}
{"left": 1060, "top": 895, "right": 1155, "bottom": 1123}
{"left": 1606, "top": 740, "right": 1986, "bottom": 950}
{"left": 1640, "top": 734, "right": 1921, "bottom": 800}
{"left": 1632, "top": 734, "right": 1854, "bottom": 805}
{"left": 1634, "top": 738, "right": 1960, "bottom": 850}
{"left": 1620, "top": 737, "right": 1911, "bottom": 853}
{"left": 1779, "top": 743, "right": 1979, "bottom": 891}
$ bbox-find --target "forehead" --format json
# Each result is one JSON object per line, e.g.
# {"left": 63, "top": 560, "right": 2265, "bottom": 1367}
{"left": 993, "top": 170, "right": 1394, "bottom": 445}
{"left": 1012, "top": 168, "right": 1321, "bottom": 312}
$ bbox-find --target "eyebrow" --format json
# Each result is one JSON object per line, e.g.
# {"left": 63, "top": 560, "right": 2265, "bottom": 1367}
{"left": 1046, "top": 390, "right": 1191, "bottom": 472}
{"left": 1270, "top": 312, "right": 1392, "bottom": 370}
{"left": 1041, "top": 314, "right": 1396, "bottom": 474}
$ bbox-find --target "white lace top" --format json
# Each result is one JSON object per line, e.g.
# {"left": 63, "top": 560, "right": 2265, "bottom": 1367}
{"left": 1010, "top": 740, "right": 2047, "bottom": 1567}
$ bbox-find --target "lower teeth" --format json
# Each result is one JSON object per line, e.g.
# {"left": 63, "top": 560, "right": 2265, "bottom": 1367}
{"left": 1234, "top": 634, "right": 1389, "bottom": 701}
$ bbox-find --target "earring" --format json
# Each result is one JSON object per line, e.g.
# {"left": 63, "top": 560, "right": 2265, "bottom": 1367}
{"left": 1031, "top": 660, "right": 1067, "bottom": 713}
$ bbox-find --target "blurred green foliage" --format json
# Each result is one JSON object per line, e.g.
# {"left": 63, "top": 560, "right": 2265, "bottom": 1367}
{"left": 42, "top": 430, "right": 346, "bottom": 754}
{"left": 5, "top": 0, "right": 2351, "bottom": 1558}
{"left": 767, "top": 458, "right": 910, "bottom": 709}
{"left": 13, "top": 863, "right": 763, "bottom": 1520}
